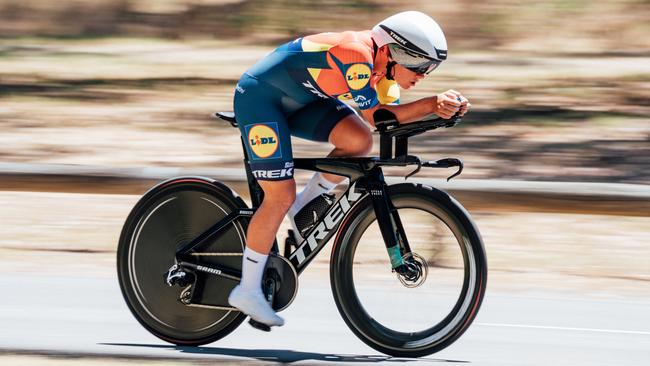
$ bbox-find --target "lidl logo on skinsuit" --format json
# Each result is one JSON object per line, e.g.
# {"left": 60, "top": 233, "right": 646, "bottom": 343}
{"left": 345, "top": 64, "right": 371, "bottom": 90}
{"left": 246, "top": 123, "right": 281, "bottom": 159}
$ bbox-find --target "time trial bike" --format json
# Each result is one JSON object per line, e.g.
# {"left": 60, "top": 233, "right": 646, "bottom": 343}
{"left": 117, "top": 109, "right": 487, "bottom": 357}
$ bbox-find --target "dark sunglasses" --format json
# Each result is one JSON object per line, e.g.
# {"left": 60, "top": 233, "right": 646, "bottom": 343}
{"left": 387, "top": 43, "right": 441, "bottom": 75}
{"left": 405, "top": 61, "right": 441, "bottom": 75}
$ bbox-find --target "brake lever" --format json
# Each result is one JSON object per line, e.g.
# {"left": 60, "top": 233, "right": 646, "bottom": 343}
{"left": 422, "top": 158, "right": 464, "bottom": 181}
{"left": 405, "top": 158, "right": 422, "bottom": 180}
{"left": 438, "top": 158, "right": 464, "bottom": 181}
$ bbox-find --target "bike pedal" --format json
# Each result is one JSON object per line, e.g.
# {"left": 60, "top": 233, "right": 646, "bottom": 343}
{"left": 248, "top": 319, "right": 271, "bottom": 332}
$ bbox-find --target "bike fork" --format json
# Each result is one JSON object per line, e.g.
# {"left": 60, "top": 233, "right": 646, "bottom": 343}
{"left": 365, "top": 169, "right": 412, "bottom": 269}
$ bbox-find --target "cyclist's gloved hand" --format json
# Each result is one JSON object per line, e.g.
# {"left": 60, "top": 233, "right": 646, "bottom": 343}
{"left": 434, "top": 90, "right": 462, "bottom": 119}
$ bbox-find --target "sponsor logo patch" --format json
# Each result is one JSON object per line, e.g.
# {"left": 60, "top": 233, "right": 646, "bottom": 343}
{"left": 252, "top": 168, "right": 294, "bottom": 179}
{"left": 345, "top": 64, "right": 371, "bottom": 90}
{"left": 246, "top": 123, "right": 281, "bottom": 159}
{"left": 354, "top": 94, "right": 373, "bottom": 108}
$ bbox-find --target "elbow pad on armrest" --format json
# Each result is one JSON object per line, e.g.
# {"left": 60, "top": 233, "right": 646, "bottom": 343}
{"left": 373, "top": 109, "right": 399, "bottom": 131}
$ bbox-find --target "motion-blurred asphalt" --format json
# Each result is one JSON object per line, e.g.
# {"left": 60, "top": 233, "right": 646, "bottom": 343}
{"left": 1, "top": 273, "right": 648, "bottom": 365}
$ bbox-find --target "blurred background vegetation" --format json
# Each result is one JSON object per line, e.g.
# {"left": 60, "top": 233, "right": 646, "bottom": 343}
{"left": 0, "top": 0, "right": 648, "bottom": 183}
{"left": 2, "top": 0, "right": 649, "bottom": 52}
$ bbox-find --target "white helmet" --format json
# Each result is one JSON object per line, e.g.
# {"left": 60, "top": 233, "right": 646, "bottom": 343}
{"left": 372, "top": 11, "right": 448, "bottom": 74}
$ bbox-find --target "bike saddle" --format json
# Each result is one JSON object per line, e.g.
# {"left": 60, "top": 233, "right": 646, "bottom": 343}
{"left": 213, "top": 111, "right": 238, "bottom": 127}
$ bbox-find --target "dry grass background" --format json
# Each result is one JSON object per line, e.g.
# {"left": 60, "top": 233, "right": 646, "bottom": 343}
{"left": 0, "top": 191, "right": 647, "bottom": 300}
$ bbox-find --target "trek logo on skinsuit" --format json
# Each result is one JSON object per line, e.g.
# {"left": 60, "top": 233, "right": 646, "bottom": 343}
{"left": 345, "top": 64, "right": 371, "bottom": 90}
{"left": 245, "top": 123, "right": 282, "bottom": 159}
{"left": 302, "top": 80, "right": 328, "bottom": 99}
{"left": 252, "top": 168, "right": 293, "bottom": 179}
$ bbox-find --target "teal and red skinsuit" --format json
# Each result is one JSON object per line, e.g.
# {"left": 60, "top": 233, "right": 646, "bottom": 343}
{"left": 234, "top": 30, "right": 400, "bottom": 180}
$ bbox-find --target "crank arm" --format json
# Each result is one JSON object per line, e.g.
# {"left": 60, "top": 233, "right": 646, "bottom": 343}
{"left": 186, "top": 303, "right": 238, "bottom": 311}
{"left": 422, "top": 158, "right": 464, "bottom": 181}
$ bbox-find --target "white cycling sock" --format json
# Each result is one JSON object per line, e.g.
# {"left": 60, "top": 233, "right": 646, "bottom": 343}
{"left": 288, "top": 173, "right": 338, "bottom": 242}
{"left": 239, "top": 247, "right": 268, "bottom": 293}
{"left": 291, "top": 173, "right": 337, "bottom": 214}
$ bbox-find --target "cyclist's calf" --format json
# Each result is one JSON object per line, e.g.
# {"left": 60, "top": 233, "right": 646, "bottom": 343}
{"left": 259, "top": 178, "right": 297, "bottom": 211}
{"left": 245, "top": 179, "right": 296, "bottom": 254}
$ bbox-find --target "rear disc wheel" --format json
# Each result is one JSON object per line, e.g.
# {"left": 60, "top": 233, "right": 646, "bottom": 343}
{"left": 117, "top": 178, "right": 248, "bottom": 346}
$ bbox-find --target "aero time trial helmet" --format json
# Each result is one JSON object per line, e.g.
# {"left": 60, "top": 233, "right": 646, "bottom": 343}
{"left": 371, "top": 11, "right": 448, "bottom": 75}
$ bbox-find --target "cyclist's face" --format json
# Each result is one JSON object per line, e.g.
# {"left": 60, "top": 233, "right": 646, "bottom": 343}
{"left": 393, "top": 63, "right": 425, "bottom": 90}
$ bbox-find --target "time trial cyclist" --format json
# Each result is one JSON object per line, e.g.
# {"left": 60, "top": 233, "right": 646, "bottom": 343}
{"left": 228, "top": 10, "right": 471, "bottom": 328}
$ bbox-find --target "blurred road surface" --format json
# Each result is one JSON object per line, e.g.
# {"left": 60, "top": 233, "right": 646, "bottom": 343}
{"left": 1, "top": 272, "right": 648, "bottom": 365}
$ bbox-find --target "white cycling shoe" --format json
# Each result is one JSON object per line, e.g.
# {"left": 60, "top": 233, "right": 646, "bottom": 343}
{"left": 228, "top": 285, "right": 285, "bottom": 327}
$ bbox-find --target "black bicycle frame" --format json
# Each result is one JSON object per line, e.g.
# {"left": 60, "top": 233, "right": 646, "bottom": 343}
{"left": 175, "top": 156, "right": 404, "bottom": 275}
{"left": 175, "top": 110, "right": 463, "bottom": 278}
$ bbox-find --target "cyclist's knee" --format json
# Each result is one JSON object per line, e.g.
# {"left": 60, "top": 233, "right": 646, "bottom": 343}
{"left": 330, "top": 115, "right": 373, "bottom": 156}
{"left": 258, "top": 178, "right": 296, "bottom": 211}
{"left": 354, "top": 131, "right": 373, "bottom": 156}
{"left": 341, "top": 128, "right": 373, "bottom": 156}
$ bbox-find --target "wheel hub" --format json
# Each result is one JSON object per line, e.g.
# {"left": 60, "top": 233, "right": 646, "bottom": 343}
{"left": 394, "top": 252, "right": 429, "bottom": 288}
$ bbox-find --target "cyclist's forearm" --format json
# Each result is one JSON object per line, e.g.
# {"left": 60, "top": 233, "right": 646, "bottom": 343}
{"left": 370, "top": 97, "right": 436, "bottom": 125}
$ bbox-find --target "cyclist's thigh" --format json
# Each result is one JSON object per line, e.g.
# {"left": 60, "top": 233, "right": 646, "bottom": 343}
{"left": 287, "top": 98, "right": 356, "bottom": 142}
{"left": 327, "top": 113, "right": 372, "bottom": 152}
{"left": 234, "top": 74, "right": 294, "bottom": 181}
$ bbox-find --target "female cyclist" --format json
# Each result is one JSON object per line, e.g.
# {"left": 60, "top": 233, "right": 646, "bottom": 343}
{"left": 228, "top": 10, "right": 471, "bottom": 328}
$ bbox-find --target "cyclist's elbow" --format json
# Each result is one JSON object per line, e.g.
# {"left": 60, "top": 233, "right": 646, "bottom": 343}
{"left": 361, "top": 106, "right": 380, "bottom": 127}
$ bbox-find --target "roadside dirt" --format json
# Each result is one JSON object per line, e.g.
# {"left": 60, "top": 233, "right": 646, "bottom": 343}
{"left": 1, "top": 191, "right": 647, "bottom": 299}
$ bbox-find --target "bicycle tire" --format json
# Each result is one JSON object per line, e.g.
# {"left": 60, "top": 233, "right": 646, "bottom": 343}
{"left": 330, "top": 183, "right": 487, "bottom": 357}
{"left": 117, "top": 176, "right": 248, "bottom": 346}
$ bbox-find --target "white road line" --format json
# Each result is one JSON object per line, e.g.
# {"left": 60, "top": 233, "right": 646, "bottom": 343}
{"left": 476, "top": 322, "right": 650, "bottom": 335}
